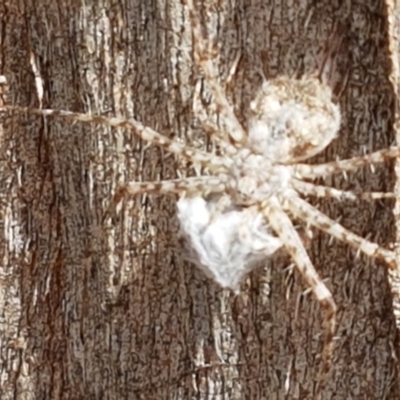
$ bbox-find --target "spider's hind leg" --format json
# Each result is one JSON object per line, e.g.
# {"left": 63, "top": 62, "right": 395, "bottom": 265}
{"left": 295, "top": 147, "right": 400, "bottom": 179}
{"left": 292, "top": 179, "right": 396, "bottom": 201}
{"left": 186, "top": 0, "right": 246, "bottom": 145}
{"left": 1, "top": 104, "right": 226, "bottom": 168}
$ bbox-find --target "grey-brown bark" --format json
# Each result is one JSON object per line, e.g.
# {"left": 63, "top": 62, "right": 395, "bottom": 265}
{"left": 0, "top": 0, "right": 399, "bottom": 399}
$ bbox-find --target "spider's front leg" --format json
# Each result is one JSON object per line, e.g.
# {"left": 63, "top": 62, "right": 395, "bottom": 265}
{"left": 263, "top": 199, "right": 336, "bottom": 387}
{"left": 103, "top": 176, "right": 227, "bottom": 222}
{"left": 117, "top": 176, "right": 227, "bottom": 198}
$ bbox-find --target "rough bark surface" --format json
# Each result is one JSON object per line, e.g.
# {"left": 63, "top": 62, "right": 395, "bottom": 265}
{"left": 0, "top": 0, "right": 399, "bottom": 399}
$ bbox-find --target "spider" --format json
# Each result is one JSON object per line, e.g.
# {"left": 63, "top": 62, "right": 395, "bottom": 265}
{"left": 0, "top": 0, "right": 398, "bottom": 387}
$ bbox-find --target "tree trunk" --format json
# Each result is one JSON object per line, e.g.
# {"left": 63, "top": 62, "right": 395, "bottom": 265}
{"left": 0, "top": 0, "right": 399, "bottom": 398}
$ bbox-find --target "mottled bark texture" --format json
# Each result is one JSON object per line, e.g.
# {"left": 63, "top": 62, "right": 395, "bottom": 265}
{"left": 1, "top": 0, "right": 400, "bottom": 398}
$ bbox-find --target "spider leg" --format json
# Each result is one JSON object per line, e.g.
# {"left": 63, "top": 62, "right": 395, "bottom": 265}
{"left": 1, "top": 105, "right": 232, "bottom": 170}
{"left": 263, "top": 199, "right": 336, "bottom": 385}
{"left": 294, "top": 147, "right": 400, "bottom": 179}
{"left": 186, "top": 0, "right": 246, "bottom": 145}
{"left": 118, "top": 176, "right": 226, "bottom": 197}
{"left": 103, "top": 176, "right": 227, "bottom": 222}
{"left": 292, "top": 179, "right": 395, "bottom": 201}
{"left": 193, "top": 80, "right": 237, "bottom": 156}
{"left": 287, "top": 196, "right": 397, "bottom": 268}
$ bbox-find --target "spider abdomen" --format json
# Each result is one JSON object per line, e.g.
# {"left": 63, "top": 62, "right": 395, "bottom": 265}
{"left": 248, "top": 77, "right": 341, "bottom": 163}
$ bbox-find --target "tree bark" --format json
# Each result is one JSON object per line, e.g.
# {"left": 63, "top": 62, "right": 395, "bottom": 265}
{"left": 0, "top": 0, "right": 399, "bottom": 398}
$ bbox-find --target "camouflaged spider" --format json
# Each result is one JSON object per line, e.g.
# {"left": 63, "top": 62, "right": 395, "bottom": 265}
{"left": 1, "top": 0, "right": 399, "bottom": 387}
